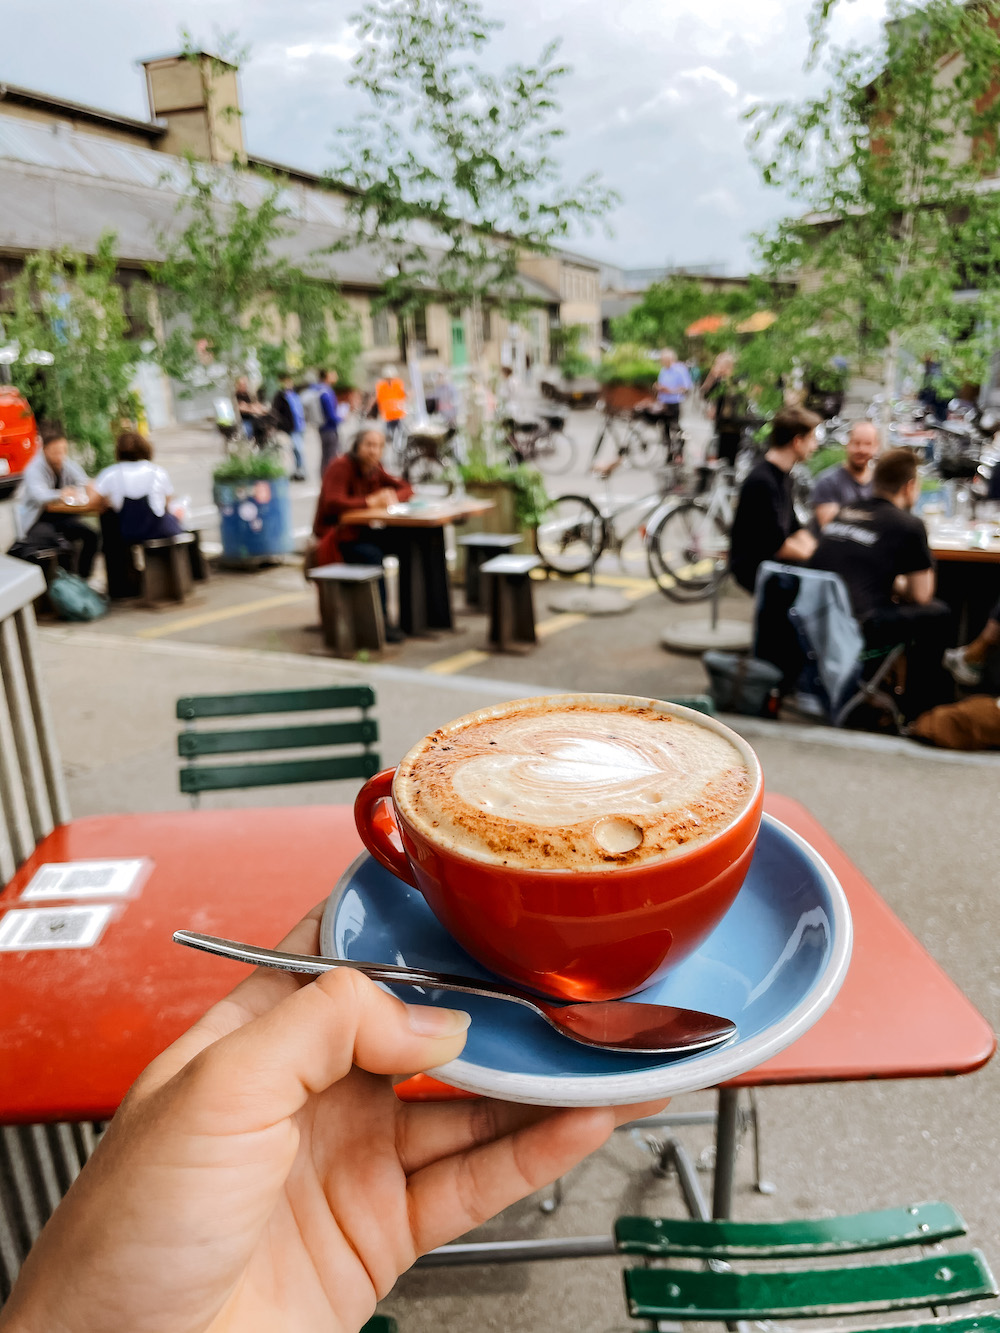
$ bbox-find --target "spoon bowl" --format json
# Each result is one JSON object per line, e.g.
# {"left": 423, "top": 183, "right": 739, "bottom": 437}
{"left": 173, "top": 930, "right": 737, "bottom": 1056}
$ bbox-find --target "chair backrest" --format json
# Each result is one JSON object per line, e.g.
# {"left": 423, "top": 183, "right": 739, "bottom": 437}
{"left": 0, "top": 556, "right": 71, "bottom": 885}
{"left": 753, "top": 561, "right": 864, "bottom": 716}
{"left": 176, "top": 685, "right": 380, "bottom": 799}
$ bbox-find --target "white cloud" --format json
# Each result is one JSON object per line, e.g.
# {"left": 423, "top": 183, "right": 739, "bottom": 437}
{"left": 677, "top": 66, "right": 739, "bottom": 99}
{"left": 285, "top": 39, "right": 357, "bottom": 62}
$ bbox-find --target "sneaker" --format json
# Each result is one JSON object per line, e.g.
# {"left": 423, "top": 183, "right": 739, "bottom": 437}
{"left": 943, "top": 646, "right": 983, "bottom": 687}
{"left": 385, "top": 625, "right": 405, "bottom": 644}
{"left": 291, "top": 471, "right": 307, "bottom": 482}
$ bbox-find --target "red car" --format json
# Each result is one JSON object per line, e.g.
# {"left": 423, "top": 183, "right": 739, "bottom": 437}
{"left": 0, "top": 387, "right": 39, "bottom": 498}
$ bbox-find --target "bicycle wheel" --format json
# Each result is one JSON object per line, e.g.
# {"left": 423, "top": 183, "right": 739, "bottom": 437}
{"left": 534, "top": 494, "right": 604, "bottom": 575}
{"left": 648, "top": 500, "right": 729, "bottom": 600}
{"left": 532, "top": 429, "right": 577, "bottom": 475}
{"left": 403, "top": 451, "right": 453, "bottom": 494}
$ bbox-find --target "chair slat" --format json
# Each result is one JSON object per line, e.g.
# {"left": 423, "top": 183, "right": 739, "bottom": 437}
{"left": 176, "top": 686, "right": 375, "bottom": 720}
{"left": 179, "top": 753, "right": 381, "bottom": 794}
{"left": 178, "top": 720, "right": 378, "bottom": 758}
{"left": 849, "top": 1317, "right": 1000, "bottom": 1333}
{"left": 665, "top": 694, "right": 717, "bottom": 718}
{"left": 624, "top": 1251, "right": 997, "bottom": 1322}
{"left": 615, "top": 1202, "right": 965, "bottom": 1259}
{"left": 360, "top": 1318, "right": 398, "bottom": 1333}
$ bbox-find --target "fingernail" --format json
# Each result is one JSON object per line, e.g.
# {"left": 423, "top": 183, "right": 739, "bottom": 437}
{"left": 406, "top": 1003, "right": 472, "bottom": 1037}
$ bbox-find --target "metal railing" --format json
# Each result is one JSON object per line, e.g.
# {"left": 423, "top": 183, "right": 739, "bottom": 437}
{"left": 0, "top": 555, "right": 70, "bottom": 884}
{"left": 0, "top": 553, "right": 79, "bottom": 1304}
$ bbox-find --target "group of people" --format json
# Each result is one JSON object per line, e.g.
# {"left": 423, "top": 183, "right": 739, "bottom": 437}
{"left": 728, "top": 406, "right": 990, "bottom": 722}
{"left": 237, "top": 365, "right": 410, "bottom": 484}
{"left": 9, "top": 424, "right": 186, "bottom": 587}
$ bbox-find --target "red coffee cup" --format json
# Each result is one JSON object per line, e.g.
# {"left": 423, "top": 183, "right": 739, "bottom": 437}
{"left": 354, "top": 695, "right": 764, "bottom": 1002}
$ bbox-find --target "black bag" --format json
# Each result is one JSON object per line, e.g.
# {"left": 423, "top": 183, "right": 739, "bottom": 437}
{"left": 703, "top": 651, "right": 783, "bottom": 717}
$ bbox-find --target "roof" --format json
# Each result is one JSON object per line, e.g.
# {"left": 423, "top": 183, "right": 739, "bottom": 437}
{"left": 0, "top": 112, "right": 552, "bottom": 303}
{"left": 0, "top": 82, "right": 165, "bottom": 141}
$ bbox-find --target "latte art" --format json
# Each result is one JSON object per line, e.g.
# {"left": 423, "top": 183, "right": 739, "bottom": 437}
{"left": 394, "top": 697, "right": 753, "bottom": 871}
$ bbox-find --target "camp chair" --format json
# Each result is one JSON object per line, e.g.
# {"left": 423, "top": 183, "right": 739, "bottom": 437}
{"left": 754, "top": 562, "right": 905, "bottom": 731}
{"left": 616, "top": 1201, "right": 997, "bottom": 1329}
{"left": 176, "top": 685, "right": 380, "bottom": 805}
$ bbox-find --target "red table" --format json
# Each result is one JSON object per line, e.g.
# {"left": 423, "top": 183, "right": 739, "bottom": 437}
{"left": 0, "top": 797, "right": 994, "bottom": 1136}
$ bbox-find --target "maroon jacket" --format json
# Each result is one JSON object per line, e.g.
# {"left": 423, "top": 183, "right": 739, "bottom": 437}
{"left": 312, "top": 453, "right": 413, "bottom": 565}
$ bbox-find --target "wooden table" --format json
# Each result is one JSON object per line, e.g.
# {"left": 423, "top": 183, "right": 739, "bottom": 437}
{"left": 338, "top": 497, "right": 495, "bottom": 635}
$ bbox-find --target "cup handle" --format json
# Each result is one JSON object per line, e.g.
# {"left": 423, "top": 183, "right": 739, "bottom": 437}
{"left": 354, "top": 768, "right": 418, "bottom": 888}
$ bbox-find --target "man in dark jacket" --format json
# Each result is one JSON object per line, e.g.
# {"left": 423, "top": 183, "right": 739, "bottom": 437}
{"left": 271, "top": 374, "right": 307, "bottom": 480}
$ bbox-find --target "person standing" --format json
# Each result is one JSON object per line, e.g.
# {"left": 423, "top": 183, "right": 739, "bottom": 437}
{"left": 313, "top": 369, "right": 342, "bottom": 478}
{"left": 810, "top": 421, "right": 879, "bottom": 528}
{"left": 271, "top": 373, "right": 308, "bottom": 481}
{"left": 375, "top": 364, "right": 407, "bottom": 443}
{"left": 729, "top": 406, "right": 820, "bottom": 593}
{"left": 654, "top": 348, "right": 693, "bottom": 460}
{"left": 11, "top": 424, "right": 99, "bottom": 577}
{"left": 700, "top": 351, "right": 747, "bottom": 467}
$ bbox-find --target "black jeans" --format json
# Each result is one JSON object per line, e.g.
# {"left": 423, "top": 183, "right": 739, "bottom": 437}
{"left": 340, "top": 537, "right": 391, "bottom": 618}
{"left": 28, "top": 516, "right": 99, "bottom": 579}
{"left": 319, "top": 427, "right": 340, "bottom": 478}
{"left": 863, "top": 599, "right": 954, "bottom": 720}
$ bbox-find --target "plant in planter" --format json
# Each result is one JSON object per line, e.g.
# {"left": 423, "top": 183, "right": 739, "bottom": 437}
{"left": 597, "top": 345, "right": 659, "bottom": 412}
{"left": 212, "top": 447, "right": 293, "bottom": 566}
{"left": 455, "top": 432, "right": 551, "bottom": 548}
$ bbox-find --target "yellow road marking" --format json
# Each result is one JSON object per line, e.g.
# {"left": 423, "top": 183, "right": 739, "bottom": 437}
{"left": 535, "top": 613, "right": 588, "bottom": 637}
{"left": 424, "top": 649, "right": 490, "bottom": 675}
{"left": 135, "top": 592, "right": 311, "bottom": 641}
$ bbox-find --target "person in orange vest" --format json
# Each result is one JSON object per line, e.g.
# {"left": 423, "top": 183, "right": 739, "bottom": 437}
{"left": 374, "top": 364, "right": 407, "bottom": 444}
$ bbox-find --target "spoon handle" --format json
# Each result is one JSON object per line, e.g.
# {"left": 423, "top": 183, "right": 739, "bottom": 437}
{"left": 173, "top": 930, "right": 539, "bottom": 1013}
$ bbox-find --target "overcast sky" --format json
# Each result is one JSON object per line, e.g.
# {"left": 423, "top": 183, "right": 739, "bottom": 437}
{"left": 5, "top": 0, "right": 889, "bottom": 273}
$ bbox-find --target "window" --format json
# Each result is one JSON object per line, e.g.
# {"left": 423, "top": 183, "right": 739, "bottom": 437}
{"left": 371, "top": 302, "right": 390, "bottom": 347}
{"left": 481, "top": 307, "right": 492, "bottom": 343}
{"left": 414, "top": 306, "right": 428, "bottom": 345}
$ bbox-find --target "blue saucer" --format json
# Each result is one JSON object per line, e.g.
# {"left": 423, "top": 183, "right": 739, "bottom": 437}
{"left": 320, "top": 815, "right": 852, "bottom": 1106}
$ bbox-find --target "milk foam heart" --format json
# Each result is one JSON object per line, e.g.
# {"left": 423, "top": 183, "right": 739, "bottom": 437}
{"left": 394, "top": 698, "right": 753, "bottom": 871}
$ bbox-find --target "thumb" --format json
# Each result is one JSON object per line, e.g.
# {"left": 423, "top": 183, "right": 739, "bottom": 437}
{"left": 166, "top": 969, "right": 470, "bottom": 1136}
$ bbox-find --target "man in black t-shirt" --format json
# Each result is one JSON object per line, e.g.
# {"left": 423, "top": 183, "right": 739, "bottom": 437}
{"left": 729, "top": 405, "right": 820, "bottom": 593}
{"left": 811, "top": 448, "right": 953, "bottom": 719}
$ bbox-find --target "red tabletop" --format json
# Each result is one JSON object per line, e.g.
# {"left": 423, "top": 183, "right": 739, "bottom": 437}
{"left": 728, "top": 795, "right": 996, "bottom": 1087}
{"left": 0, "top": 798, "right": 993, "bottom": 1123}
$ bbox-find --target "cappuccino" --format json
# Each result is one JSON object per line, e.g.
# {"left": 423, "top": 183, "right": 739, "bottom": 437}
{"left": 393, "top": 696, "right": 753, "bottom": 871}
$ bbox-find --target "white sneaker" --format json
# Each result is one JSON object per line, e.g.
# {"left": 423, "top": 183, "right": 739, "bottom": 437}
{"left": 943, "top": 646, "right": 983, "bottom": 687}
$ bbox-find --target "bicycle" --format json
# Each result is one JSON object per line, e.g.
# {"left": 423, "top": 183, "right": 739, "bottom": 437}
{"left": 397, "top": 421, "right": 458, "bottom": 492}
{"left": 534, "top": 468, "right": 681, "bottom": 579}
{"left": 590, "top": 407, "right": 668, "bottom": 472}
{"left": 502, "top": 412, "right": 577, "bottom": 474}
{"left": 646, "top": 461, "right": 739, "bottom": 601}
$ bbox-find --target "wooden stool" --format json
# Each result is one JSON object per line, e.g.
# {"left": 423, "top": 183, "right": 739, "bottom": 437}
{"left": 309, "top": 564, "right": 386, "bottom": 657}
{"left": 138, "top": 533, "right": 197, "bottom": 604}
{"left": 457, "top": 532, "right": 521, "bottom": 609}
{"left": 480, "top": 553, "right": 540, "bottom": 652}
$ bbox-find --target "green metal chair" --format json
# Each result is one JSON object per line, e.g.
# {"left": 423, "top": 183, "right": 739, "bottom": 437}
{"left": 360, "top": 1318, "right": 397, "bottom": 1333}
{"left": 616, "top": 1202, "right": 998, "bottom": 1327}
{"left": 176, "top": 685, "right": 380, "bottom": 804}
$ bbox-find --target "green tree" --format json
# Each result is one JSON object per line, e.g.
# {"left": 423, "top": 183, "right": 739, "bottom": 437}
{"left": 156, "top": 158, "right": 344, "bottom": 398}
{"left": 331, "top": 0, "right": 617, "bottom": 358}
{"left": 6, "top": 233, "right": 140, "bottom": 470}
{"left": 748, "top": 0, "right": 1000, "bottom": 425}
{"left": 610, "top": 279, "right": 763, "bottom": 358}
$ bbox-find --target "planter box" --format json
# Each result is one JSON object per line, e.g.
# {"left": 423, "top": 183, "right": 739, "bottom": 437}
{"left": 460, "top": 481, "right": 530, "bottom": 564}
{"left": 599, "top": 383, "right": 654, "bottom": 412}
{"left": 214, "top": 477, "right": 293, "bottom": 566}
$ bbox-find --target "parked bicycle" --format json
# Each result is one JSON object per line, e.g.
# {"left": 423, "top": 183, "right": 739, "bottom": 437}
{"left": 397, "top": 421, "right": 458, "bottom": 491}
{"left": 502, "top": 412, "right": 577, "bottom": 474}
{"left": 589, "top": 408, "right": 667, "bottom": 472}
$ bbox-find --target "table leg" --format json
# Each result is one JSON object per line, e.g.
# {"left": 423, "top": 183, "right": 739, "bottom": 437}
{"left": 389, "top": 532, "right": 428, "bottom": 636}
{"left": 415, "top": 528, "right": 454, "bottom": 631}
{"left": 712, "top": 1086, "right": 740, "bottom": 1218}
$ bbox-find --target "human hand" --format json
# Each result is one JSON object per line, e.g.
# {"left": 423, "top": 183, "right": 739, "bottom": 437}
{"left": 1, "top": 905, "right": 667, "bottom": 1333}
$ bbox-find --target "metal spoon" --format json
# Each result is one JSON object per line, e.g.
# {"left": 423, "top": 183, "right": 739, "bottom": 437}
{"left": 173, "top": 930, "right": 737, "bottom": 1056}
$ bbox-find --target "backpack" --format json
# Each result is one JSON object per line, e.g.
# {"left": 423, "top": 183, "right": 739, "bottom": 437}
{"left": 47, "top": 569, "right": 108, "bottom": 622}
{"left": 301, "top": 386, "right": 324, "bottom": 427}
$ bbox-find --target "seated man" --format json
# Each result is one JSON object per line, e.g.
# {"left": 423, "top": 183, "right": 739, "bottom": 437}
{"left": 811, "top": 447, "right": 953, "bottom": 719}
{"left": 312, "top": 426, "right": 413, "bottom": 641}
{"left": 10, "top": 424, "right": 99, "bottom": 578}
{"left": 729, "top": 405, "right": 820, "bottom": 593}
{"left": 811, "top": 420, "right": 878, "bottom": 529}
{"left": 943, "top": 596, "right": 1000, "bottom": 692}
